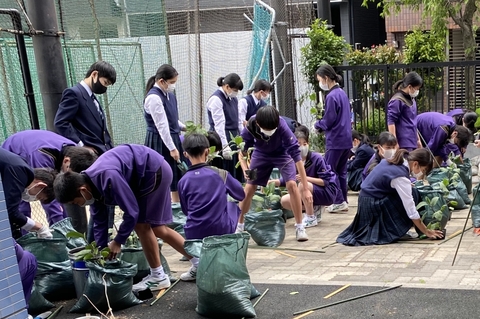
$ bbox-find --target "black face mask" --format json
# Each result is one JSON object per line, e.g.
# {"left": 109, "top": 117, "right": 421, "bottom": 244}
{"left": 92, "top": 76, "right": 107, "bottom": 94}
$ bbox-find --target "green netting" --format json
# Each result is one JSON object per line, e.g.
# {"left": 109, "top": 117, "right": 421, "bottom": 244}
{"left": 245, "top": 2, "right": 273, "bottom": 90}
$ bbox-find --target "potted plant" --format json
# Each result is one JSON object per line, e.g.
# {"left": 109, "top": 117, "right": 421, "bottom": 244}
{"left": 415, "top": 194, "right": 451, "bottom": 239}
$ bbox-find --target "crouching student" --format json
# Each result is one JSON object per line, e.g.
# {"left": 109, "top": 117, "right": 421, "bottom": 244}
{"left": 53, "top": 144, "right": 195, "bottom": 292}
{"left": 417, "top": 112, "right": 471, "bottom": 166}
{"left": 362, "top": 131, "right": 398, "bottom": 180}
{"left": 447, "top": 109, "right": 477, "bottom": 134}
{"left": 237, "top": 106, "right": 312, "bottom": 241}
{"left": 347, "top": 130, "right": 374, "bottom": 191}
{"left": 177, "top": 133, "right": 245, "bottom": 281}
{"left": 271, "top": 127, "right": 339, "bottom": 227}
{"left": 337, "top": 149, "right": 444, "bottom": 246}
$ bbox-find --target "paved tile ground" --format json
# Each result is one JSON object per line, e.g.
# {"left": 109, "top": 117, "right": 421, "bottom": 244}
{"left": 164, "top": 189, "right": 480, "bottom": 290}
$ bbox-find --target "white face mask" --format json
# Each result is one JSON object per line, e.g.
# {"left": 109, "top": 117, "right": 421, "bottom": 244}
{"left": 80, "top": 189, "right": 95, "bottom": 207}
{"left": 22, "top": 184, "right": 44, "bottom": 202}
{"left": 229, "top": 90, "right": 238, "bottom": 98}
{"left": 260, "top": 128, "right": 276, "bottom": 136}
{"left": 410, "top": 89, "right": 419, "bottom": 98}
{"left": 166, "top": 83, "right": 176, "bottom": 93}
{"left": 411, "top": 170, "right": 423, "bottom": 180}
{"left": 448, "top": 138, "right": 455, "bottom": 144}
{"left": 381, "top": 147, "right": 396, "bottom": 160}
{"left": 319, "top": 81, "right": 329, "bottom": 91}
{"left": 261, "top": 93, "right": 269, "bottom": 100}
{"left": 299, "top": 145, "right": 309, "bottom": 158}
{"left": 351, "top": 146, "right": 358, "bottom": 153}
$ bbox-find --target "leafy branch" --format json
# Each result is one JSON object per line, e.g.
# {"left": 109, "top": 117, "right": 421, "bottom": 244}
{"left": 67, "top": 231, "right": 110, "bottom": 266}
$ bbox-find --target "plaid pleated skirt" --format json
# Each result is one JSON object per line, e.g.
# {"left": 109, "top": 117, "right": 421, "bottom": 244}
{"left": 336, "top": 194, "right": 413, "bottom": 246}
{"left": 145, "top": 130, "right": 185, "bottom": 192}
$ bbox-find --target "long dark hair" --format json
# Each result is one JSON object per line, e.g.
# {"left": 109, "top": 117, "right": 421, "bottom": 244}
{"left": 246, "top": 79, "right": 272, "bottom": 95}
{"left": 462, "top": 111, "right": 477, "bottom": 133}
{"left": 315, "top": 64, "right": 342, "bottom": 85}
{"left": 392, "top": 71, "right": 423, "bottom": 91}
{"left": 145, "top": 64, "right": 178, "bottom": 96}
{"left": 352, "top": 130, "right": 370, "bottom": 145}
{"left": 217, "top": 73, "right": 243, "bottom": 90}
{"left": 388, "top": 148, "right": 433, "bottom": 175}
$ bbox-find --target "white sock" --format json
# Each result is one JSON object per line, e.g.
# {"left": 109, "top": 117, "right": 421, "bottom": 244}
{"left": 150, "top": 265, "right": 165, "bottom": 278}
{"left": 295, "top": 223, "right": 305, "bottom": 230}
{"left": 237, "top": 223, "right": 244, "bottom": 231}
{"left": 190, "top": 257, "right": 199, "bottom": 268}
{"left": 306, "top": 214, "right": 316, "bottom": 220}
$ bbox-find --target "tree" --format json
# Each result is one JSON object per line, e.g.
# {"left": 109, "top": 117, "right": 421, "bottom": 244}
{"left": 362, "top": 0, "right": 479, "bottom": 107}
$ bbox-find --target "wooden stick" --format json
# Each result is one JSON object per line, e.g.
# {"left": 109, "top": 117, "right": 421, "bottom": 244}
{"left": 155, "top": 288, "right": 167, "bottom": 299}
{"left": 321, "top": 242, "right": 337, "bottom": 249}
{"left": 249, "top": 246, "right": 324, "bottom": 253}
{"left": 438, "top": 226, "right": 473, "bottom": 245}
{"left": 241, "top": 288, "right": 270, "bottom": 319}
{"left": 323, "top": 284, "right": 351, "bottom": 299}
{"left": 150, "top": 279, "right": 180, "bottom": 306}
{"left": 275, "top": 250, "right": 296, "bottom": 258}
{"left": 293, "top": 310, "right": 315, "bottom": 319}
{"left": 293, "top": 285, "right": 402, "bottom": 315}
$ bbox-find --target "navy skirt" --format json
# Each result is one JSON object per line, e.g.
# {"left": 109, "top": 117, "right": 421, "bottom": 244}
{"left": 336, "top": 194, "right": 413, "bottom": 246}
{"left": 145, "top": 130, "right": 185, "bottom": 192}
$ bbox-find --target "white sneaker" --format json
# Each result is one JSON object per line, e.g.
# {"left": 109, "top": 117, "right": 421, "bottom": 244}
{"left": 314, "top": 205, "right": 323, "bottom": 222}
{"left": 326, "top": 202, "right": 349, "bottom": 213}
{"left": 132, "top": 274, "right": 170, "bottom": 292}
{"left": 180, "top": 265, "right": 198, "bottom": 281}
{"left": 302, "top": 215, "right": 318, "bottom": 228}
{"left": 296, "top": 228, "right": 308, "bottom": 242}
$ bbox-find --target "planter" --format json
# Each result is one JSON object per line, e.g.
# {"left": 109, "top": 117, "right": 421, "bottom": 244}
{"left": 69, "top": 247, "right": 89, "bottom": 299}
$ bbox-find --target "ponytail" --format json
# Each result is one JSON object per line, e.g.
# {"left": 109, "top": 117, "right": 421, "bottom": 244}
{"left": 387, "top": 149, "right": 409, "bottom": 166}
{"left": 145, "top": 75, "right": 156, "bottom": 96}
{"left": 216, "top": 77, "right": 225, "bottom": 87}
{"left": 392, "top": 80, "right": 404, "bottom": 91}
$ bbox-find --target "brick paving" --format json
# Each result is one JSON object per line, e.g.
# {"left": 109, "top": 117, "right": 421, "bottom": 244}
{"left": 164, "top": 190, "right": 480, "bottom": 290}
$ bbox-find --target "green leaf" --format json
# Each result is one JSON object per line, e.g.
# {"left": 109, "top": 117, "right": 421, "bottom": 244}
{"left": 449, "top": 201, "right": 458, "bottom": 207}
{"left": 430, "top": 197, "right": 439, "bottom": 207}
{"left": 432, "top": 210, "right": 443, "bottom": 221}
{"left": 310, "top": 107, "right": 318, "bottom": 115}
{"left": 416, "top": 201, "right": 428, "bottom": 210}
{"left": 252, "top": 195, "right": 265, "bottom": 202}
{"left": 101, "top": 251, "right": 109, "bottom": 258}
{"left": 66, "top": 231, "right": 85, "bottom": 239}
{"left": 234, "top": 135, "right": 243, "bottom": 146}
{"left": 83, "top": 253, "right": 94, "bottom": 261}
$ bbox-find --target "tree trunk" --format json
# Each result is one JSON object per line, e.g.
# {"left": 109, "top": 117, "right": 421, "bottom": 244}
{"left": 461, "top": 25, "right": 477, "bottom": 109}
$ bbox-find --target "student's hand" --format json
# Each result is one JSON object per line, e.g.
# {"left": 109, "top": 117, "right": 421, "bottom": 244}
{"left": 36, "top": 225, "right": 53, "bottom": 239}
{"left": 170, "top": 149, "right": 180, "bottom": 162}
{"left": 303, "top": 188, "right": 313, "bottom": 203}
{"left": 108, "top": 240, "right": 121, "bottom": 260}
{"left": 425, "top": 229, "right": 444, "bottom": 240}
{"left": 222, "top": 146, "right": 233, "bottom": 160}
{"left": 475, "top": 140, "right": 480, "bottom": 148}
{"left": 296, "top": 174, "right": 308, "bottom": 183}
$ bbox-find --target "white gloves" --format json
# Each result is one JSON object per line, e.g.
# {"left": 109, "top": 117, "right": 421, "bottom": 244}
{"left": 222, "top": 146, "right": 233, "bottom": 160}
{"left": 36, "top": 225, "right": 53, "bottom": 239}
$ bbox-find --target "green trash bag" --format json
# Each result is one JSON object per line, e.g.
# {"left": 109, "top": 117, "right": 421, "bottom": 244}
{"left": 51, "top": 218, "right": 87, "bottom": 250}
{"left": 196, "top": 233, "right": 256, "bottom": 319}
{"left": 244, "top": 209, "right": 285, "bottom": 247}
{"left": 167, "top": 203, "right": 186, "bottom": 229}
{"left": 447, "top": 187, "right": 467, "bottom": 210}
{"left": 28, "top": 284, "right": 54, "bottom": 316}
{"left": 184, "top": 239, "right": 203, "bottom": 258}
{"left": 120, "top": 245, "right": 176, "bottom": 284}
{"left": 471, "top": 185, "right": 480, "bottom": 227}
{"left": 174, "top": 224, "right": 185, "bottom": 238}
{"left": 70, "top": 260, "right": 142, "bottom": 313}
{"left": 426, "top": 168, "right": 449, "bottom": 185}
{"left": 449, "top": 176, "right": 471, "bottom": 205}
{"left": 457, "top": 158, "right": 472, "bottom": 194}
{"left": 17, "top": 233, "right": 75, "bottom": 300}
{"left": 416, "top": 184, "right": 451, "bottom": 235}
{"left": 269, "top": 168, "right": 281, "bottom": 180}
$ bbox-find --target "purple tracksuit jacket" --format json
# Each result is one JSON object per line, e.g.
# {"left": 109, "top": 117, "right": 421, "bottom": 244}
{"left": 417, "top": 112, "right": 456, "bottom": 161}
{"left": 387, "top": 92, "right": 418, "bottom": 150}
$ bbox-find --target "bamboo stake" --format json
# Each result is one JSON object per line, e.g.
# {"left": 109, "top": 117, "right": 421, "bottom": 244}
{"left": 241, "top": 288, "right": 270, "bottom": 319}
{"left": 275, "top": 250, "right": 296, "bottom": 258}
{"left": 452, "top": 184, "right": 480, "bottom": 266}
{"left": 293, "top": 285, "right": 402, "bottom": 315}
{"left": 150, "top": 279, "right": 180, "bottom": 306}
{"left": 438, "top": 226, "right": 473, "bottom": 245}
{"left": 249, "top": 246, "right": 324, "bottom": 253}
{"left": 46, "top": 305, "right": 63, "bottom": 319}
{"left": 323, "top": 284, "right": 351, "bottom": 299}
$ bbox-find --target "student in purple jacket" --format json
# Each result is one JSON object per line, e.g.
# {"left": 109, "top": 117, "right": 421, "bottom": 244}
{"left": 2, "top": 130, "right": 97, "bottom": 227}
{"left": 238, "top": 79, "right": 272, "bottom": 133}
{"left": 347, "top": 131, "right": 374, "bottom": 191}
{"left": 237, "top": 106, "right": 312, "bottom": 241}
{"left": 362, "top": 131, "right": 398, "bottom": 180}
{"left": 177, "top": 133, "right": 245, "bottom": 281}
{"left": 387, "top": 72, "right": 423, "bottom": 151}
{"left": 207, "top": 73, "right": 244, "bottom": 181}
{"left": 337, "top": 149, "right": 444, "bottom": 246}
{"left": 417, "top": 112, "right": 471, "bottom": 166}
{"left": 272, "top": 127, "right": 339, "bottom": 228}
{"left": 144, "top": 64, "right": 187, "bottom": 203}
{"left": 53, "top": 144, "right": 195, "bottom": 293}
{"left": 314, "top": 64, "right": 352, "bottom": 213}
{"left": 447, "top": 109, "right": 477, "bottom": 134}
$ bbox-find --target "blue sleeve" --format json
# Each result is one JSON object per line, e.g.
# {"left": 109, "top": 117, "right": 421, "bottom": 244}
{"left": 3, "top": 166, "right": 31, "bottom": 229}
{"left": 281, "top": 121, "right": 301, "bottom": 162}
{"left": 314, "top": 154, "right": 332, "bottom": 187}
{"left": 387, "top": 99, "right": 402, "bottom": 125}
{"left": 348, "top": 146, "right": 373, "bottom": 171}
{"left": 240, "top": 127, "right": 255, "bottom": 153}
{"left": 225, "top": 173, "right": 245, "bottom": 202}
{"left": 91, "top": 203, "right": 109, "bottom": 248}
{"left": 54, "top": 88, "right": 82, "bottom": 143}
{"left": 316, "top": 95, "right": 338, "bottom": 131}
{"left": 427, "top": 127, "right": 448, "bottom": 157}
{"left": 177, "top": 177, "right": 188, "bottom": 217}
